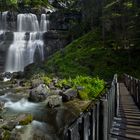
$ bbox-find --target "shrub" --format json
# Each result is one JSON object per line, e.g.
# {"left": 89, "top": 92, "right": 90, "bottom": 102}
{"left": 42, "top": 76, "right": 52, "bottom": 85}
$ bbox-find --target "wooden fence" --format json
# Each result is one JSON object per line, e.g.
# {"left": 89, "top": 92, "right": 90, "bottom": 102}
{"left": 63, "top": 74, "right": 119, "bottom": 140}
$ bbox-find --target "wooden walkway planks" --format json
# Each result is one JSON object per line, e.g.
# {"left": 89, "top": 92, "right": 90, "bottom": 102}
{"left": 110, "top": 83, "right": 140, "bottom": 140}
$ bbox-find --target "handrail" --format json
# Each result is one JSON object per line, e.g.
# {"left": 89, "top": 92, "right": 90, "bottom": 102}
{"left": 63, "top": 74, "right": 118, "bottom": 140}
{"left": 124, "top": 74, "right": 140, "bottom": 108}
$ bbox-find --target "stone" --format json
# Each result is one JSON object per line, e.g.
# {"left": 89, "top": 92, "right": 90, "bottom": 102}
{"left": 51, "top": 89, "right": 63, "bottom": 95}
{"left": 29, "top": 84, "right": 49, "bottom": 102}
{"left": 0, "top": 128, "right": 4, "bottom": 139}
{"left": 47, "top": 95, "right": 62, "bottom": 108}
{"left": 2, "top": 120, "right": 17, "bottom": 131}
{"left": 10, "top": 131, "right": 22, "bottom": 140}
{"left": 48, "top": 82, "right": 56, "bottom": 90}
{"left": 61, "top": 88, "right": 77, "bottom": 102}
{"left": 18, "top": 114, "right": 33, "bottom": 125}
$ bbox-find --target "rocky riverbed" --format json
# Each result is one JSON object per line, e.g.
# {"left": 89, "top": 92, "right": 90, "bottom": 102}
{"left": 0, "top": 74, "right": 91, "bottom": 140}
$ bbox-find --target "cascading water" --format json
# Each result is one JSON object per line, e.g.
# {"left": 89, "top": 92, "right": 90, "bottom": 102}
{"left": 2, "top": 11, "right": 8, "bottom": 30}
{"left": 5, "top": 13, "right": 49, "bottom": 72}
{"left": 0, "top": 11, "right": 8, "bottom": 34}
{"left": 17, "top": 14, "right": 40, "bottom": 32}
{"left": 5, "top": 32, "right": 26, "bottom": 72}
{"left": 27, "top": 32, "right": 44, "bottom": 65}
{"left": 40, "top": 14, "right": 50, "bottom": 32}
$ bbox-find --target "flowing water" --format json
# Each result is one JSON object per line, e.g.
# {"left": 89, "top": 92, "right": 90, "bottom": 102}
{"left": 5, "top": 13, "right": 49, "bottom": 72}
{"left": 0, "top": 90, "right": 76, "bottom": 140}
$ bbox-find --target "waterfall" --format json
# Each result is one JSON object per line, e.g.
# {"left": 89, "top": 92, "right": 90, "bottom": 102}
{"left": 0, "top": 11, "right": 8, "bottom": 32}
{"left": 40, "top": 14, "right": 49, "bottom": 32}
{"left": 5, "top": 32, "right": 26, "bottom": 72}
{"left": 5, "top": 13, "right": 47, "bottom": 73}
{"left": 2, "top": 11, "right": 8, "bottom": 30}
{"left": 17, "top": 14, "right": 40, "bottom": 32}
{"left": 27, "top": 32, "right": 44, "bottom": 65}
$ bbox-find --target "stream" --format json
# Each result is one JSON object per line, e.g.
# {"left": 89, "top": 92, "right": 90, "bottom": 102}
{"left": 0, "top": 83, "right": 77, "bottom": 140}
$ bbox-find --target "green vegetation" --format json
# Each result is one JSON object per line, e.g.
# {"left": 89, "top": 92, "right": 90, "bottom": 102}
{"left": 42, "top": 76, "right": 52, "bottom": 85}
{"left": 72, "top": 76, "right": 105, "bottom": 100}
{"left": 3, "top": 130, "right": 11, "bottom": 140}
{"left": 0, "top": 0, "right": 50, "bottom": 11}
{"left": 44, "top": 29, "right": 140, "bottom": 80}
{"left": 19, "top": 114, "right": 33, "bottom": 125}
{"left": 53, "top": 76, "right": 105, "bottom": 100}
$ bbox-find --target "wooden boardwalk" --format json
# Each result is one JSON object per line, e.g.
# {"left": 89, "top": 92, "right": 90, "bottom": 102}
{"left": 110, "top": 83, "right": 140, "bottom": 140}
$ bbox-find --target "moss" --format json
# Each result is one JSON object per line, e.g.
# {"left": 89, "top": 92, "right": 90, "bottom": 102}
{"left": 19, "top": 114, "right": 33, "bottom": 125}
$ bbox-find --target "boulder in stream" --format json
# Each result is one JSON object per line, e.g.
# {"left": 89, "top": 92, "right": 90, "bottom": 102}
{"left": 47, "top": 95, "right": 62, "bottom": 108}
{"left": 29, "top": 84, "right": 49, "bottom": 102}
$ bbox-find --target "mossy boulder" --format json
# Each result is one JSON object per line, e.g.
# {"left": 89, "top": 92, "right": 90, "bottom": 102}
{"left": 18, "top": 114, "right": 33, "bottom": 125}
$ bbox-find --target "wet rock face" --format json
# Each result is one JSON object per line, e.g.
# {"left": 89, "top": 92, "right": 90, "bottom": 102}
{"left": 43, "top": 31, "right": 69, "bottom": 58}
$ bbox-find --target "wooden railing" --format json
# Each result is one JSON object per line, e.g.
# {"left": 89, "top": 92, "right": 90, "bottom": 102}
{"left": 63, "top": 74, "right": 119, "bottom": 140}
{"left": 124, "top": 74, "right": 140, "bottom": 108}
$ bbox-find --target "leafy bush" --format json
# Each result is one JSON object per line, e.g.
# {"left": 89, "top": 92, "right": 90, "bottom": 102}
{"left": 71, "top": 76, "right": 105, "bottom": 100}
{"left": 42, "top": 76, "right": 52, "bottom": 85}
{"left": 56, "top": 79, "right": 71, "bottom": 88}
{"left": 56, "top": 76, "right": 105, "bottom": 100}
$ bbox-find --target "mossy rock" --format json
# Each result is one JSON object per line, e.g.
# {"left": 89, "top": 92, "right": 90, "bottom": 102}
{"left": 19, "top": 114, "right": 33, "bottom": 125}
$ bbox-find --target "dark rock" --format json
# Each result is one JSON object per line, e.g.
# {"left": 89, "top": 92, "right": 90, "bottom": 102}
{"left": 10, "top": 131, "right": 22, "bottom": 140}
{"left": 11, "top": 72, "right": 24, "bottom": 79}
{"left": 29, "top": 84, "right": 49, "bottom": 102}
{"left": 51, "top": 89, "right": 63, "bottom": 95}
{"left": 3, "top": 121, "right": 17, "bottom": 131}
{"left": 77, "top": 86, "right": 85, "bottom": 91}
{"left": 48, "top": 82, "right": 56, "bottom": 90}
{"left": 61, "top": 88, "right": 77, "bottom": 102}
{"left": 47, "top": 95, "right": 62, "bottom": 108}
{"left": 0, "top": 128, "right": 4, "bottom": 139}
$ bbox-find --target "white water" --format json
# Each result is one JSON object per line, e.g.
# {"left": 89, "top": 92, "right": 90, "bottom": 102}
{"left": 40, "top": 14, "right": 49, "bottom": 32}
{"left": 17, "top": 14, "right": 40, "bottom": 32}
{"left": 27, "top": 32, "right": 44, "bottom": 65}
{"left": 6, "top": 32, "right": 26, "bottom": 72}
{"left": 4, "top": 98, "right": 37, "bottom": 111}
{"left": 0, "top": 11, "right": 8, "bottom": 30}
{"left": 5, "top": 13, "right": 48, "bottom": 72}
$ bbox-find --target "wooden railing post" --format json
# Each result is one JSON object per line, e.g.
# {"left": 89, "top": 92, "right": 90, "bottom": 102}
{"left": 89, "top": 108, "right": 96, "bottom": 140}
{"left": 95, "top": 102, "right": 100, "bottom": 140}
{"left": 124, "top": 74, "right": 140, "bottom": 109}
{"left": 63, "top": 74, "right": 118, "bottom": 140}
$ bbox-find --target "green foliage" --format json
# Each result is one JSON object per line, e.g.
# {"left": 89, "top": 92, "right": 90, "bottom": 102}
{"left": 56, "top": 76, "right": 105, "bottom": 100}
{"left": 46, "top": 29, "right": 102, "bottom": 78}
{"left": 56, "top": 79, "right": 70, "bottom": 88}
{"left": 19, "top": 114, "right": 33, "bottom": 125}
{"left": 42, "top": 76, "right": 52, "bottom": 85}
{"left": 72, "top": 76, "right": 105, "bottom": 100}
{"left": 3, "top": 131, "right": 11, "bottom": 140}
